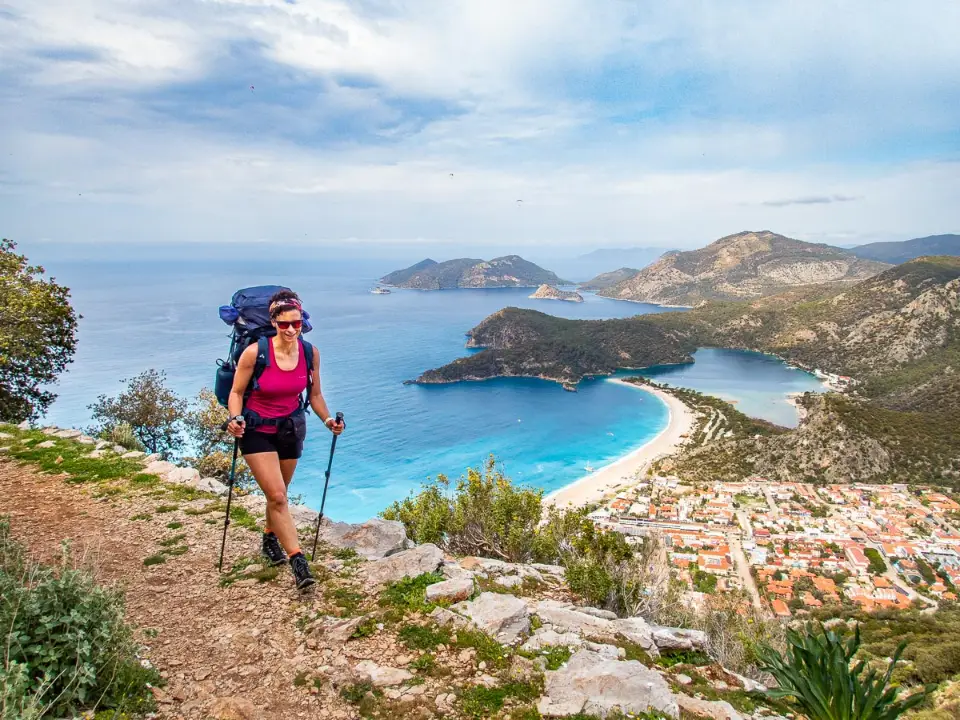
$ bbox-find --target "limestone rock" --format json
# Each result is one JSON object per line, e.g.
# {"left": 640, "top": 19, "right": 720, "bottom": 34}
{"left": 537, "top": 649, "right": 679, "bottom": 718}
{"left": 441, "top": 562, "right": 476, "bottom": 582}
{"left": 54, "top": 429, "right": 82, "bottom": 439}
{"left": 145, "top": 460, "right": 177, "bottom": 477}
{"left": 0, "top": 432, "right": 13, "bottom": 440}
{"left": 651, "top": 625, "right": 708, "bottom": 652}
{"left": 288, "top": 503, "right": 318, "bottom": 527}
{"left": 87, "top": 449, "right": 105, "bottom": 459}
{"left": 531, "top": 563, "right": 566, "bottom": 578}
{"left": 76, "top": 435, "right": 97, "bottom": 445}
{"left": 122, "top": 450, "right": 146, "bottom": 459}
{"left": 582, "top": 641, "right": 625, "bottom": 660}
{"left": 36, "top": 440, "right": 57, "bottom": 449}
{"left": 112, "top": 444, "right": 127, "bottom": 453}
{"left": 196, "top": 477, "right": 229, "bottom": 496}
{"left": 534, "top": 600, "right": 617, "bottom": 642}
{"left": 0, "top": 447, "right": 10, "bottom": 455}
{"left": 522, "top": 629, "right": 584, "bottom": 652}
{"left": 354, "top": 660, "right": 413, "bottom": 687}
{"left": 574, "top": 606, "right": 619, "bottom": 621}
{"left": 428, "top": 606, "right": 473, "bottom": 630}
{"left": 143, "top": 453, "right": 161, "bottom": 463}
{"left": 452, "top": 592, "right": 530, "bottom": 644}
{"left": 727, "top": 670, "right": 767, "bottom": 693}
{"left": 425, "top": 577, "right": 475, "bottom": 603}
{"left": 360, "top": 543, "right": 444, "bottom": 586}
{"left": 677, "top": 694, "right": 743, "bottom": 720}
{"left": 308, "top": 615, "right": 370, "bottom": 644}
{"left": 95, "top": 440, "right": 109, "bottom": 450}
{"left": 42, "top": 427, "right": 58, "bottom": 435}
{"left": 674, "top": 673, "right": 693, "bottom": 685}
{"left": 318, "top": 517, "right": 408, "bottom": 559}
{"left": 495, "top": 575, "right": 523, "bottom": 588}
{"left": 612, "top": 617, "right": 658, "bottom": 655}
{"left": 209, "top": 696, "right": 261, "bottom": 720}
{"left": 17, "top": 421, "right": 30, "bottom": 430}
{"left": 166, "top": 467, "right": 201, "bottom": 485}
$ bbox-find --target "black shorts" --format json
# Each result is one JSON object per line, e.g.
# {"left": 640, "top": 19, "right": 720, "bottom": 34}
{"left": 240, "top": 429, "right": 303, "bottom": 460}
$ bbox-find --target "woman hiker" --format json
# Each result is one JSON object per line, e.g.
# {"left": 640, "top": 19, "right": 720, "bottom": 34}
{"left": 225, "top": 289, "right": 344, "bottom": 590}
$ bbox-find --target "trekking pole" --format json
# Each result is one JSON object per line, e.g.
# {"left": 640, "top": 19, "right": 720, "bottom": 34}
{"left": 312, "top": 411, "right": 344, "bottom": 561}
{"left": 218, "top": 433, "right": 241, "bottom": 573}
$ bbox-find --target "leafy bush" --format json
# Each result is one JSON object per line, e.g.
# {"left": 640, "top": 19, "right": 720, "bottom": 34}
{"left": 99, "top": 421, "right": 145, "bottom": 452}
{"left": 758, "top": 622, "right": 931, "bottom": 720}
{"left": 0, "top": 518, "right": 160, "bottom": 718}
{"left": 382, "top": 457, "right": 542, "bottom": 562}
{"left": 184, "top": 388, "right": 252, "bottom": 488}
{"left": 379, "top": 572, "right": 445, "bottom": 613}
{"left": 383, "top": 459, "right": 669, "bottom": 617}
{"left": 89, "top": 369, "right": 187, "bottom": 458}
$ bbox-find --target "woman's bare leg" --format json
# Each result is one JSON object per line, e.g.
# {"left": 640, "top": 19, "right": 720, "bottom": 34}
{"left": 245, "top": 452, "right": 299, "bottom": 555}
{"left": 280, "top": 459, "right": 298, "bottom": 488}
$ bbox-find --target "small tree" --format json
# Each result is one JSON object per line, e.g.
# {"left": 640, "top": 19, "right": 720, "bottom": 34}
{"left": 184, "top": 388, "right": 251, "bottom": 487}
{"left": 758, "top": 622, "right": 931, "bottom": 720}
{"left": 89, "top": 370, "right": 186, "bottom": 458}
{"left": 0, "top": 239, "right": 78, "bottom": 422}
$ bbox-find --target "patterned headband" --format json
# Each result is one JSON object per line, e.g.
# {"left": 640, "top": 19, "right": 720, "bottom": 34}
{"left": 270, "top": 298, "right": 302, "bottom": 313}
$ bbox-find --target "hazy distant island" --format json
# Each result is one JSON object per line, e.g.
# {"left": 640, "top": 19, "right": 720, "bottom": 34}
{"left": 577, "top": 267, "right": 639, "bottom": 292}
{"left": 529, "top": 284, "right": 583, "bottom": 302}
{"left": 848, "top": 233, "right": 960, "bottom": 264}
{"left": 380, "top": 255, "right": 569, "bottom": 290}
{"left": 597, "top": 230, "right": 889, "bottom": 306}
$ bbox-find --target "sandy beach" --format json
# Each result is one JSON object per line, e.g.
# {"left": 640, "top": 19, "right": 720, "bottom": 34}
{"left": 544, "top": 379, "right": 696, "bottom": 510}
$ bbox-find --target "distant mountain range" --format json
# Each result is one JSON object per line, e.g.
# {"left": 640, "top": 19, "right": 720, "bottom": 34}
{"left": 380, "top": 255, "right": 568, "bottom": 290}
{"left": 598, "top": 230, "right": 889, "bottom": 306}
{"left": 848, "top": 234, "right": 960, "bottom": 264}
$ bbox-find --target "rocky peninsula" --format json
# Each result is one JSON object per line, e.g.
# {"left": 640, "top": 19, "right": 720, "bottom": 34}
{"left": 529, "top": 284, "right": 583, "bottom": 302}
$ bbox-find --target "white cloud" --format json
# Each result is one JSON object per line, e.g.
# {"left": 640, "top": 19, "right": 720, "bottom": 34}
{"left": 0, "top": 1, "right": 958, "bottom": 251}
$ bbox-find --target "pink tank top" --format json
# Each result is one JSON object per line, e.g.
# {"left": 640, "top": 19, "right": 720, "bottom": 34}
{"left": 245, "top": 340, "right": 308, "bottom": 434}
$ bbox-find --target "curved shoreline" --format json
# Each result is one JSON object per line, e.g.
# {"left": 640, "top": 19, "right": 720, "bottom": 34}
{"left": 544, "top": 379, "right": 695, "bottom": 510}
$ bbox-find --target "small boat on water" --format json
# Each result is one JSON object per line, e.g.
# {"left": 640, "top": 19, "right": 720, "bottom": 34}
{"left": 585, "top": 465, "right": 595, "bottom": 473}
{"left": 371, "top": 286, "right": 391, "bottom": 294}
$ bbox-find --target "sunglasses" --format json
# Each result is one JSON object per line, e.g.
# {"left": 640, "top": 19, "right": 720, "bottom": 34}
{"left": 275, "top": 320, "right": 303, "bottom": 330}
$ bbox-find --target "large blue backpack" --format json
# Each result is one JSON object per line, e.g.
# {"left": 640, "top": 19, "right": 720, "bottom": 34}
{"left": 215, "top": 285, "right": 314, "bottom": 410}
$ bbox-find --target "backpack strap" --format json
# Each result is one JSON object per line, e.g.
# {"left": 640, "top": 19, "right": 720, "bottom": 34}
{"left": 300, "top": 339, "right": 315, "bottom": 411}
{"left": 249, "top": 336, "right": 271, "bottom": 393}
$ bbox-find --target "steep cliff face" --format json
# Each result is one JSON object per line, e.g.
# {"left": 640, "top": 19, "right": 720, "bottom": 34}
{"left": 667, "top": 393, "right": 960, "bottom": 486}
{"left": 599, "top": 231, "right": 888, "bottom": 305}
{"left": 649, "top": 257, "right": 960, "bottom": 393}
{"left": 381, "top": 256, "right": 567, "bottom": 289}
{"left": 529, "top": 284, "right": 584, "bottom": 302}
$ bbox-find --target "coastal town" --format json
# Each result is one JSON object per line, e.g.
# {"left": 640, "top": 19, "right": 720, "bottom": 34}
{"left": 590, "top": 477, "right": 960, "bottom": 617}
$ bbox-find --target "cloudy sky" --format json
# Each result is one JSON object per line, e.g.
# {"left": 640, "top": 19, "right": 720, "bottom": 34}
{"left": 1, "top": 1, "right": 958, "bottom": 253}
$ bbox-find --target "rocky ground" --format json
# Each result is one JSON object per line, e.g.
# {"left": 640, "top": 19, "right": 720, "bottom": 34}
{"left": 0, "top": 424, "right": 793, "bottom": 720}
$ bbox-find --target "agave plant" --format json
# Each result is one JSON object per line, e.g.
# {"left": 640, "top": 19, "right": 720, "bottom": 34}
{"left": 757, "top": 622, "right": 931, "bottom": 720}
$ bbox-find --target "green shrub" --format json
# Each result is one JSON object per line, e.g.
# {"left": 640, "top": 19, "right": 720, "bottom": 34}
{"left": 397, "top": 624, "right": 451, "bottom": 650}
{"left": 0, "top": 518, "right": 161, "bottom": 718}
{"left": 382, "top": 456, "right": 543, "bottom": 562}
{"left": 758, "top": 622, "right": 932, "bottom": 720}
{"left": 97, "top": 421, "right": 145, "bottom": 452}
{"left": 379, "top": 572, "right": 444, "bottom": 613}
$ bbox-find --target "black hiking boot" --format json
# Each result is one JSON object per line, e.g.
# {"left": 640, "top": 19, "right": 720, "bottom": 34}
{"left": 261, "top": 532, "right": 287, "bottom": 567}
{"left": 290, "top": 553, "right": 315, "bottom": 591}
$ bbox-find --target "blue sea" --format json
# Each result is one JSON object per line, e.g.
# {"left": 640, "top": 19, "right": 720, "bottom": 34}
{"left": 42, "top": 257, "right": 824, "bottom": 522}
